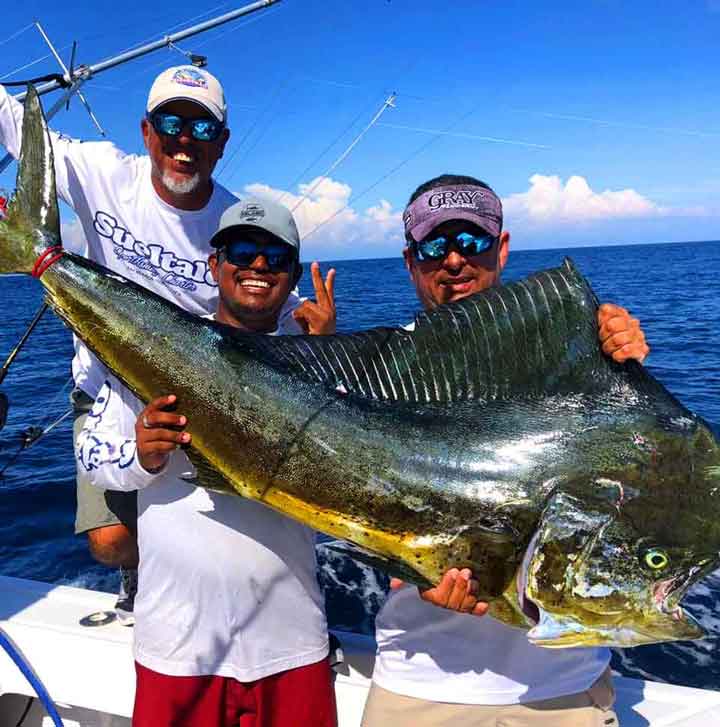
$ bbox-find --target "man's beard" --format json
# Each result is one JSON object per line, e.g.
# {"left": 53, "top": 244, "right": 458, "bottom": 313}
{"left": 162, "top": 170, "right": 201, "bottom": 195}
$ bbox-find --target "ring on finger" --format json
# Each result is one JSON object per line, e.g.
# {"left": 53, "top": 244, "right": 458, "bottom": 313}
{"left": 142, "top": 415, "right": 151, "bottom": 429}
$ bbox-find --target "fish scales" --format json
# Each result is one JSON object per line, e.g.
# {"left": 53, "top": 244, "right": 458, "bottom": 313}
{"left": 4, "top": 86, "right": 720, "bottom": 648}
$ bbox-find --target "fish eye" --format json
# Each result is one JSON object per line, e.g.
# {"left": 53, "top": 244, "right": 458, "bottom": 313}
{"left": 643, "top": 548, "right": 669, "bottom": 571}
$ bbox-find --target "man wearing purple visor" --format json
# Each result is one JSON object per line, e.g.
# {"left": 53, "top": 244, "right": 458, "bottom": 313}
{"left": 362, "top": 174, "right": 649, "bottom": 727}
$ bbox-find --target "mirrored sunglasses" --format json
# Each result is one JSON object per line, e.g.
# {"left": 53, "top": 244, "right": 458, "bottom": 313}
{"left": 220, "top": 240, "right": 296, "bottom": 272}
{"left": 146, "top": 111, "right": 224, "bottom": 142}
{"left": 411, "top": 231, "right": 497, "bottom": 262}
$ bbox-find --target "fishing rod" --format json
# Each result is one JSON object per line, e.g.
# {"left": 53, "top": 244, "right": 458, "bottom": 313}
{"left": 0, "top": 303, "right": 49, "bottom": 434}
{"left": 0, "top": 0, "right": 284, "bottom": 173}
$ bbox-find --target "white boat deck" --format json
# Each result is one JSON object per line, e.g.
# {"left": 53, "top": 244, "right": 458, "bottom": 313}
{"left": 1, "top": 575, "right": 719, "bottom": 726}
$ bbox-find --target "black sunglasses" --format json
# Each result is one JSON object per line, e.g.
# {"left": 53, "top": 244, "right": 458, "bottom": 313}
{"left": 410, "top": 230, "right": 497, "bottom": 262}
{"left": 146, "top": 111, "right": 224, "bottom": 142}
{"left": 219, "top": 240, "right": 296, "bottom": 272}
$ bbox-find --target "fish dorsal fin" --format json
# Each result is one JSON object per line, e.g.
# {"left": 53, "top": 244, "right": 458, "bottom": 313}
{"left": 221, "top": 258, "right": 606, "bottom": 404}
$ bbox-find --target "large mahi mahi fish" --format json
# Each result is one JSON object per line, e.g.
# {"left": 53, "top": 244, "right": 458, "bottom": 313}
{"left": 2, "top": 86, "right": 720, "bottom": 648}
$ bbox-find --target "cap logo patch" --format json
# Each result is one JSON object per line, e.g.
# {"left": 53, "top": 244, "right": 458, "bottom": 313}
{"left": 172, "top": 68, "right": 208, "bottom": 89}
{"left": 427, "top": 189, "right": 486, "bottom": 210}
{"left": 240, "top": 203, "right": 265, "bottom": 223}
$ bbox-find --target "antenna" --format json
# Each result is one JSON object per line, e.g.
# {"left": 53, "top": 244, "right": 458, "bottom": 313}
{"left": 35, "top": 21, "right": 106, "bottom": 137}
{"left": 11, "top": 0, "right": 283, "bottom": 102}
{"left": 0, "top": 0, "right": 284, "bottom": 173}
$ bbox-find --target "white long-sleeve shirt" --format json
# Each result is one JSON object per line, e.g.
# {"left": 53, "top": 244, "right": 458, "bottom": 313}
{"left": 0, "top": 85, "right": 301, "bottom": 398}
{"left": 75, "top": 319, "right": 328, "bottom": 680}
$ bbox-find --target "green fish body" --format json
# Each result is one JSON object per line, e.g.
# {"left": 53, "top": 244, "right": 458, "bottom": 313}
{"left": 3, "top": 86, "right": 720, "bottom": 648}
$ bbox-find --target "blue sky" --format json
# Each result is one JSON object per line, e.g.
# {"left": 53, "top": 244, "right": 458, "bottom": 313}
{"left": 1, "top": 0, "right": 718, "bottom": 260}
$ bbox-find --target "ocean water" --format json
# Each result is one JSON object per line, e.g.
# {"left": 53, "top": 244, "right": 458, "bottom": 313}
{"left": 1, "top": 240, "right": 719, "bottom": 690}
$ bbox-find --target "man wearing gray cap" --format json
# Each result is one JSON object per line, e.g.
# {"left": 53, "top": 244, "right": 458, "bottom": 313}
{"left": 76, "top": 197, "right": 337, "bottom": 726}
{"left": 0, "top": 66, "right": 304, "bottom": 619}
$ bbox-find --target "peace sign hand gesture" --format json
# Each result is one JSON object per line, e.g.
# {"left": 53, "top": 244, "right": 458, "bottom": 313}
{"left": 292, "top": 261, "right": 336, "bottom": 335}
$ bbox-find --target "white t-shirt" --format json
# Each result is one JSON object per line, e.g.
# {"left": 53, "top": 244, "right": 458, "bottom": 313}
{"left": 0, "top": 85, "right": 301, "bottom": 398}
{"left": 372, "top": 322, "right": 609, "bottom": 705}
{"left": 373, "top": 586, "right": 609, "bottom": 705}
{"left": 75, "top": 319, "right": 328, "bottom": 681}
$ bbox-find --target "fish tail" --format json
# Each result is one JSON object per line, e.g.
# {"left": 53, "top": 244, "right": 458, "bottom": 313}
{"left": 0, "top": 85, "right": 61, "bottom": 275}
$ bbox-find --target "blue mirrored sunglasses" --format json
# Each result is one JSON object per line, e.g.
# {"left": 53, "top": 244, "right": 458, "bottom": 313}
{"left": 411, "top": 231, "right": 497, "bottom": 262}
{"left": 146, "top": 111, "right": 224, "bottom": 142}
{"left": 220, "top": 240, "right": 296, "bottom": 272}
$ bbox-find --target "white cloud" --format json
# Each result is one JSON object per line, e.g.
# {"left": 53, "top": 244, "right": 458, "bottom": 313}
{"left": 57, "top": 173, "right": 712, "bottom": 264}
{"left": 61, "top": 217, "right": 88, "bottom": 254}
{"left": 502, "top": 174, "right": 663, "bottom": 224}
{"left": 243, "top": 176, "right": 404, "bottom": 261}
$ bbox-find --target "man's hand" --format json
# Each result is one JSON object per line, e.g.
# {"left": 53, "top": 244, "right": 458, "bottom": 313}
{"left": 292, "top": 262, "right": 336, "bottom": 335}
{"left": 391, "top": 568, "right": 489, "bottom": 617}
{"left": 598, "top": 303, "right": 649, "bottom": 364}
{"left": 135, "top": 394, "right": 190, "bottom": 473}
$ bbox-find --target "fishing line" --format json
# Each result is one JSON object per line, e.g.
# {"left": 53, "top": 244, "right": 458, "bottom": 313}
{"left": 113, "top": 4, "right": 284, "bottom": 92}
{"left": 1, "top": 55, "right": 54, "bottom": 82}
{"left": 34, "top": 376, "right": 74, "bottom": 432}
{"left": 301, "top": 130, "right": 445, "bottom": 241}
{"left": 0, "top": 23, "right": 34, "bottom": 49}
{"left": 109, "top": 1, "right": 235, "bottom": 59}
{"left": 506, "top": 108, "right": 720, "bottom": 140}
{"left": 376, "top": 122, "right": 550, "bottom": 149}
{"left": 0, "top": 380, "right": 73, "bottom": 481}
{"left": 277, "top": 103, "right": 372, "bottom": 205}
{"left": 302, "top": 100, "right": 496, "bottom": 241}
{"left": 217, "top": 76, "right": 288, "bottom": 184}
{"left": 291, "top": 93, "right": 396, "bottom": 214}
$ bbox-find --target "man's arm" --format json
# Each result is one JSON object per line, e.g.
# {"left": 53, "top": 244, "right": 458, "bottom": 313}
{"left": 0, "top": 85, "right": 25, "bottom": 162}
{"left": 0, "top": 84, "right": 125, "bottom": 216}
{"left": 76, "top": 377, "right": 171, "bottom": 492}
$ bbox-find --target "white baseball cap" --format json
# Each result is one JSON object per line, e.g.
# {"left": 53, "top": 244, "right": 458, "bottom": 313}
{"left": 146, "top": 66, "right": 226, "bottom": 123}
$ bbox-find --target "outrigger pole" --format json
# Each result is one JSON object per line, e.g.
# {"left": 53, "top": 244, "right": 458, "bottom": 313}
{"left": 0, "top": 0, "right": 283, "bottom": 172}
{"left": 13, "top": 0, "right": 283, "bottom": 101}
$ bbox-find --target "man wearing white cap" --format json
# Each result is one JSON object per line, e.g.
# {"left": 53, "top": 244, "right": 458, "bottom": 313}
{"left": 0, "top": 66, "right": 305, "bottom": 619}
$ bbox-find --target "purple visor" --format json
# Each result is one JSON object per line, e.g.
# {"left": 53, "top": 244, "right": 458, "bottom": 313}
{"left": 403, "top": 184, "right": 503, "bottom": 243}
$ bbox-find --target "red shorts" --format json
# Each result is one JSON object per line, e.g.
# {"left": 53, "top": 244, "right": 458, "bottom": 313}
{"left": 133, "top": 658, "right": 337, "bottom": 727}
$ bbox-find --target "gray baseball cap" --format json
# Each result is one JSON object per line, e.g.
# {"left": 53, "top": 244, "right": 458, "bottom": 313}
{"left": 210, "top": 197, "right": 300, "bottom": 253}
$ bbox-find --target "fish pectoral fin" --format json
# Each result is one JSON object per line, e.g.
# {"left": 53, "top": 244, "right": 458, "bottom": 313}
{"left": 184, "top": 449, "right": 238, "bottom": 495}
{"left": 320, "top": 540, "right": 434, "bottom": 589}
{"left": 525, "top": 491, "right": 615, "bottom": 613}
